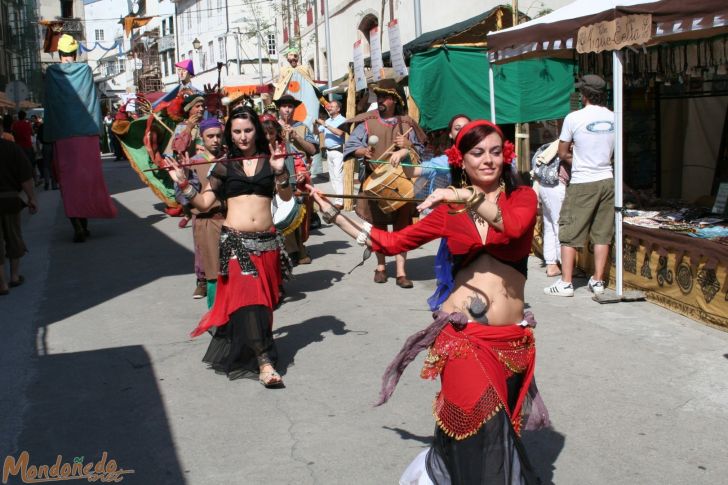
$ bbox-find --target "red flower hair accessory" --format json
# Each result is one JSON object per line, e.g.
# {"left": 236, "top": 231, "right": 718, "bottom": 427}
{"left": 502, "top": 140, "right": 515, "bottom": 165}
{"left": 445, "top": 146, "right": 463, "bottom": 168}
{"left": 450, "top": 119, "right": 515, "bottom": 166}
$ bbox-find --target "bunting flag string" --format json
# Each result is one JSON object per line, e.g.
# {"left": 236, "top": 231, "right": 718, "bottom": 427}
{"left": 78, "top": 40, "right": 123, "bottom": 55}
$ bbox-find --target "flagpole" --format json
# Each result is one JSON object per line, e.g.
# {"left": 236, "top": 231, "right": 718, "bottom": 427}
{"left": 323, "top": 0, "right": 334, "bottom": 99}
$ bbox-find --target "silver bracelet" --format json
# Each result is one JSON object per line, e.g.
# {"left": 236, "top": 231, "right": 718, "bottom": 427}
{"left": 356, "top": 222, "right": 372, "bottom": 246}
{"left": 321, "top": 205, "right": 340, "bottom": 224}
{"left": 182, "top": 184, "right": 198, "bottom": 199}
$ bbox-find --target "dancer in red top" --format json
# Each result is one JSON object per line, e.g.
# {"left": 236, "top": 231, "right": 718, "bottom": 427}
{"left": 308, "top": 120, "right": 549, "bottom": 484}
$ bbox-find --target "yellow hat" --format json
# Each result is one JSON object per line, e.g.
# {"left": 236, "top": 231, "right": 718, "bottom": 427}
{"left": 58, "top": 34, "right": 78, "bottom": 53}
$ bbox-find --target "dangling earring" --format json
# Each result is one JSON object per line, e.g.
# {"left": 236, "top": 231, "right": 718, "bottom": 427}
{"left": 460, "top": 170, "right": 469, "bottom": 188}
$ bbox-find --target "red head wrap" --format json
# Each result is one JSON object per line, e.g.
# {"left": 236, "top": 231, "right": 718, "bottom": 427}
{"left": 444, "top": 120, "right": 515, "bottom": 168}
{"left": 259, "top": 113, "right": 277, "bottom": 124}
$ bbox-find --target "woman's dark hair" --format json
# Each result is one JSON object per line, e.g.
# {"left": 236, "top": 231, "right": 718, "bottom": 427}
{"left": 224, "top": 106, "right": 269, "bottom": 157}
{"left": 447, "top": 114, "right": 470, "bottom": 133}
{"left": 260, "top": 118, "right": 283, "bottom": 143}
{"left": 451, "top": 123, "right": 520, "bottom": 194}
{"left": 2, "top": 114, "right": 13, "bottom": 131}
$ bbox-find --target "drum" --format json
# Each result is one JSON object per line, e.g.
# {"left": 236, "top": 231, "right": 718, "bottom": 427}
{"left": 272, "top": 194, "right": 306, "bottom": 236}
{"left": 362, "top": 165, "right": 414, "bottom": 214}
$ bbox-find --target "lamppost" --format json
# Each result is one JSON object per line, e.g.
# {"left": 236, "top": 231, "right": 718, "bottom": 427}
{"left": 192, "top": 37, "right": 202, "bottom": 70}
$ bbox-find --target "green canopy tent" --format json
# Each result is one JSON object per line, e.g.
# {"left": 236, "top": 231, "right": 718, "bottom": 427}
{"left": 408, "top": 46, "right": 575, "bottom": 131}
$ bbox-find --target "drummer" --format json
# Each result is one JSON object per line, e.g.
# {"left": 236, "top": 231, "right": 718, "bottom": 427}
{"left": 343, "top": 79, "right": 426, "bottom": 288}
{"left": 276, "top": 94, "right": 319, "bottom": 265}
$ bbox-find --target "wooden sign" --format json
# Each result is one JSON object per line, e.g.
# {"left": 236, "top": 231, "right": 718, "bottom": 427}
{"left": 577, "top": 14, "right": 652, "bottom": 54}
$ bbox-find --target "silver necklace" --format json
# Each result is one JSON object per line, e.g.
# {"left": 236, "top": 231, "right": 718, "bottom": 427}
{"left": 469, "top": 190, "right": 501, "bottom": 226}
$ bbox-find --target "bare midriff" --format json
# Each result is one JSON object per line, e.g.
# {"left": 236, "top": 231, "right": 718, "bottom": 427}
{"left": 440, "top": 252, "right": 525, "bottom": 326}
{"left": 224, "top": 194, "right": 274, "bottom": 232}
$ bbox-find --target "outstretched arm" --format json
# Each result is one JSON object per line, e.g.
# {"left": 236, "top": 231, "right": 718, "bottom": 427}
{"left": 307, "top": 185, "right": 444, "bottom": 255}
{"left": 166, "top": 153, "right": 219, "bottom": 212}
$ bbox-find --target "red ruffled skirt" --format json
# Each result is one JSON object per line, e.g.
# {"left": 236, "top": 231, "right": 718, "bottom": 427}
{"left": 190, "top": 252, "right": 282, "bottom": 338}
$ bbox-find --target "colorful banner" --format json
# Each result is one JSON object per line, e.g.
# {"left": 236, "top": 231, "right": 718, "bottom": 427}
{"left": 369, "top": 26, "right": 384, "bottom": 81}
{"left": 388, "top": 19, "right": 408, "bottom": 77}
{"left": 286, "top": 69, "right": 321, "bottom": 131}
{"left": 353, "top": 40, "right": 367, "bottom": 91}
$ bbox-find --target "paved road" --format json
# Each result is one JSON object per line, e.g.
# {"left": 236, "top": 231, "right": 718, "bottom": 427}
{"left": 2, "top": 155, "right": 727, "bottom": 484}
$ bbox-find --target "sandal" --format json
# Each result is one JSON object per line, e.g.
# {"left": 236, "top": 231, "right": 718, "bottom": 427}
{"left": 259, "top": 369, "right": 283, "bottom": 388}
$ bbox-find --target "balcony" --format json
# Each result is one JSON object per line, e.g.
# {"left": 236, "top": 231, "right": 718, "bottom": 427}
{"left": 158, "top": 34, "right": 175, "bottom": 52}
{"left": 60, "top": 18, "right": 84, "bottom": 38}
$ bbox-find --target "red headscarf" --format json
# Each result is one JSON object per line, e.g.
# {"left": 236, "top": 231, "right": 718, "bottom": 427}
{"left": 444, "top": 120, "right": 515, "bottom": 168}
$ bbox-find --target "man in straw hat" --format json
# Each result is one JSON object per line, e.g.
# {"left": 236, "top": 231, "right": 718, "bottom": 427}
{"left": 343, "top": 78, "right": 426, "bottom": 288}
{"left": 44, "top": 34, "right": 117, "bottom": 242}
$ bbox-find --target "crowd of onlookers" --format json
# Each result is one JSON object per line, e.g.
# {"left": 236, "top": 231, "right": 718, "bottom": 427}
{"left": 0, "top": 110, "right": 43, "bottom": 295}
{"left": 2, "top": 111, "right": 56, "bottom": 191}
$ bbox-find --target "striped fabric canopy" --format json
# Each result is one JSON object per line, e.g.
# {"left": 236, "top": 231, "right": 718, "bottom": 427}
{"left": 487, "top": 0, "right": 728, "bottom": 63}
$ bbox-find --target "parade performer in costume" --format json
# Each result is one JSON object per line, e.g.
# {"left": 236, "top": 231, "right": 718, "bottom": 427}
{"left": 153, "top": 59, "right": 201, "bottom": 108}
{"left": 274, "top": 47, "right": 315, "bottom": 99}
{"left": 44, "top": 34, "right": 117, "bottom": 242}
{"left": 343, "top": 78, "right": 426, "bottom": 288}
{"left": 392, "top": 114, "right": 470, "bottom": 217}
{"left": 309, "top": 120, "right": 549, "bottom": 483}
{"left": 113, "top": 93, "right": 181, "bottom": 216}
{"left": 164, "top": 90, "right": 204, "bottom": 160}
{"left": 277, "top": 94, "right": 318, "bottom": 265}
{"left": 176, "top": 118, "right": 226, "bottom": 306}
{"left": 166, "top": 106, "right": 293, "bottom": 388}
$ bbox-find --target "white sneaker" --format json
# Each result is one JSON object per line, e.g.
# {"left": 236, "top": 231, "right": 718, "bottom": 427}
{"left": 588, "top": 277, "right": 605, "bottom": 294}
{"left": 544, "top": 279, "right": 574, "bottom": 297}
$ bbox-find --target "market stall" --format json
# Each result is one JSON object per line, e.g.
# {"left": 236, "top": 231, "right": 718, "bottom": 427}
{"left": 488, "top": 0, "right": 728, "bottom": 328}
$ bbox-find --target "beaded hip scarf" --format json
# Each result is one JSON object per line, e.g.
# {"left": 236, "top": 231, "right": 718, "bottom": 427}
{"left": 218, "top": 227, "right": 292, "bottom": 279}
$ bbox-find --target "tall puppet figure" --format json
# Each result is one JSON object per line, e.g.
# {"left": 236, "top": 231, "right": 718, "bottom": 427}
{"left": 44, "top": 34, "right": 117, "bottom": 242}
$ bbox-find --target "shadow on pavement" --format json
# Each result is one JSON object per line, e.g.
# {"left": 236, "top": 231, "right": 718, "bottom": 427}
{"left": 38, "top": 201, "right": 193, "bottom": 330}
{"left": 308, "top": 239, "right": 352, "bottom": 258}
{"left": 281, "top": 269, "right": 345, "bottom": 303}
{"left": 382, "top": 426, "right": 432, "bottom": 445}
{"left": 522, "top": 427, "right": 566, "bottom": 485}
{"left": 273, "top": 315, "right": 350, "bottom": 373}
{"left": 11, "top": 346, "right": 186, "bottom": 485}
{"left": 385, "top": 254, "right": 435, "bottom": 282}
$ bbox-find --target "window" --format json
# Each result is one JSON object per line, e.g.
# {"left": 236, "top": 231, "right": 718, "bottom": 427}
{"left": 60, "top": 0, "right": 73, "bottom": 18}
{"left": 162, "top": 20, "right": 166, "bottom": 36}
{"left": 105, "top": 60, "right": 117, "bottom": 77}
{"left": 118, "top": 59, "right": 125, "bottom": 73}
{"left": 218, "top": 37, "right": 225, "bottom": 62}
{"left": 267, "top": 33, "right": 276, "bottom": 55}
{"left": 169, "top": 16, "right": 174, "bottom": 35}
{"left": 196, "top": 5, "right": 201, "bottom": 25}
{"left": 208, "top": 41, "right": 214, "bottom": 64}
{"left": 95, "top": 29, "right": 104, "bottom": 41}
{"left": 187, "top": 11, "right": 192, "bottom": 30}
{"left": 170, "top": 49, "right": 176, "bottom": 74}
{"left": 162, "top": 52, "right": 168, "bottom": 76}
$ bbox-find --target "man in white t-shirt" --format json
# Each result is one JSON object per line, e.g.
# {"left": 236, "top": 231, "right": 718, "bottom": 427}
{"left": 545, "top": 74, "right": 615, "bottom": 297}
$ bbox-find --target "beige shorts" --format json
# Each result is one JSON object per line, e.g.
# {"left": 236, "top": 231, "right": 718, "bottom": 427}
{"left": 0, "top": 213, "right": 27, "bottom": 264}
{"left": 558, "top": 178, "right": 615, "bottom": 247}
